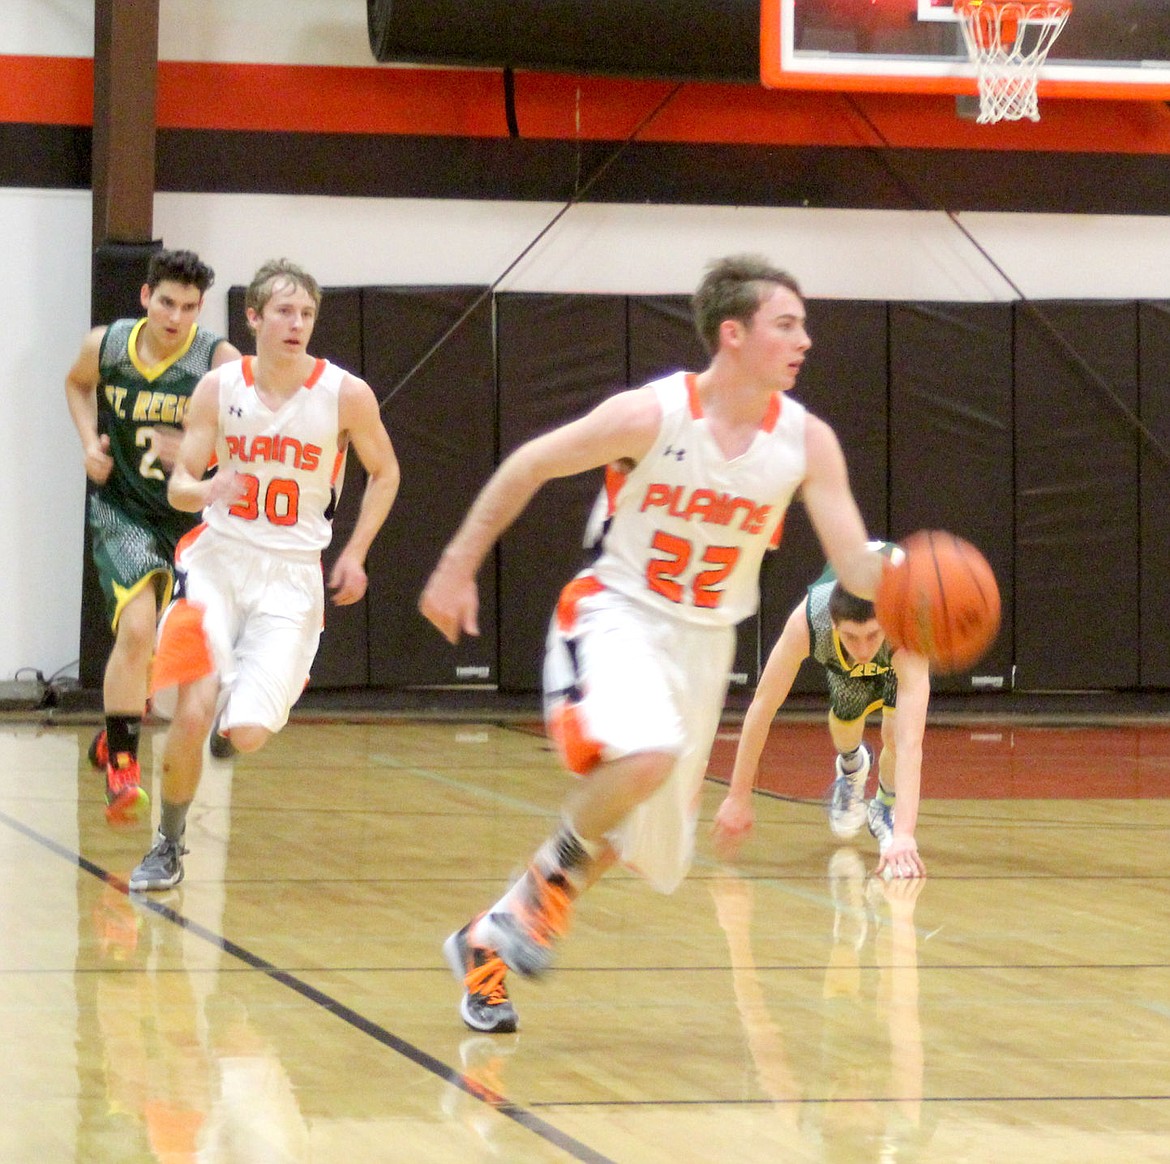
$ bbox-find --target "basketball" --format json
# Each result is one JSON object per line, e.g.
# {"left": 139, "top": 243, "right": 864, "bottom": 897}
{"left": 874, "top": 530, "right": 1001, "bottom": 673}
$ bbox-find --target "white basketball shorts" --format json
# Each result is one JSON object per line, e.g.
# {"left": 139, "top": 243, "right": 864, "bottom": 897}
{"left": 151, "top": 526, "right": 323, "bottom": 734}
{"left": 543, "top": 573, "right": 735, "bottom": 893}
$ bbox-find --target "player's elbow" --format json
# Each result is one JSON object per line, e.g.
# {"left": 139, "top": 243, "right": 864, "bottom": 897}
{"left": 378, "top": 455, "right": 402, "bottom": 496}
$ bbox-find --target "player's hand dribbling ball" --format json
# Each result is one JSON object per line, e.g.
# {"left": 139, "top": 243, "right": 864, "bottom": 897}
{"left": 875, "top": 530, "right": 1001, "bottom": 674}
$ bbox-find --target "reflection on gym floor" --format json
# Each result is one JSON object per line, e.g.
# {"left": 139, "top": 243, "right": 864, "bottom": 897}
{"left": 3, "top": 717, "right": 1170, "bottom": 1162}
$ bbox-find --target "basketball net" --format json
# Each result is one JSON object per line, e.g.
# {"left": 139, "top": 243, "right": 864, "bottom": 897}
{"left": 953, "top": 0, "right": 1072, "bottom": 124}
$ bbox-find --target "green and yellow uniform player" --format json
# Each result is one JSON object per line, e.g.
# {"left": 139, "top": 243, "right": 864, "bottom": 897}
{"left": 65, "top": 249, "right": 240, "bottom": 823}
{"left": 715, "top": 544, "right": 930, "bottom": 878}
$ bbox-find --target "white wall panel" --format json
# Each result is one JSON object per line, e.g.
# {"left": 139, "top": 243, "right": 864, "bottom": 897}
{"left": 159, "top": 0, "right": 375, "bottom": 66}
{"left": 1, "top": 1, "right": 92, "bottom": 57}
{"left": 156, "top": 194, "right": 1170, "bottom": 340}
{"left": 0, "top": 189, "right": 91, "bottom": 681}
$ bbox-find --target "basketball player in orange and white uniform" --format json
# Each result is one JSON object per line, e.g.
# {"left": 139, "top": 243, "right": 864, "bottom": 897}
{"left": 544, "top": 369, "right": 808, "bottom": 895}
{"left": 129, "top": 260, "right": 399, "bottom": 892}
{"left": 420, "top": 255, "right": 888, "bottom": 1034}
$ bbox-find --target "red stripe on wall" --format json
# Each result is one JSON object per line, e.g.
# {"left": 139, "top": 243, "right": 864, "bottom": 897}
{"left": 157, "top": 62, "right": 511, "bottom": 137}
{"left": 509, "top": 71, "right": 1170, "bottom": 155}
{"left": 0, "top": 55, "right": 93, "bottom": 124}
{"left": 5, "top": 54, "right": 1170, "bottom": 155}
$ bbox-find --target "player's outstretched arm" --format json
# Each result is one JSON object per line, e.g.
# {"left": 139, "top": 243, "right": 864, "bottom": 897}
{"left": 714, "top": 600, "right": 811, "bottom": 855}
{"left": 876, "top": 647, "right": 930, "bottom": 879}
{"left": 419, "top": 387, "right": 660, "bottom": 644}
{"left": 800, "top": 415, "right": 882, "bottom": 600}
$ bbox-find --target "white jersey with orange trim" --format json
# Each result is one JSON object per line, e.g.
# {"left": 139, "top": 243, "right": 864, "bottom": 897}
{"left": 588, "top": 371, "right": 807, "bottom": 627}
{"left": 202, "top": 356, "right": 347, "bottom": 558}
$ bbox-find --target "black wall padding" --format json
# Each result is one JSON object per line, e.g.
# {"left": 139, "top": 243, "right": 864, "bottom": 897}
{"left": 626, "top": 295, "right": 706, "bottom": 385}
{"left": 367, "top": 0, "right": 759, "bottom": 81}
{"left": 626, "top": 294, "right": 761, "bottom": 688}
{"left": 759, "top": 300, "right": 890, "bottom": 696}
{"left": 361, "top": 288, "right": 497, "bottom": 687}
{"left": 225, "top": 286, "right": 248, "bottom": 352}
{"left": 227, "top": 286, "right": 371, "bottom": 687}
{"left": 1138, "top": 302, "right": 1170, "bottom": 687}
{"left": 91, "top": 240, "right": 161, "bottom": 327}
{"left": 496, "top": 293, "right": 627, "bottom": 691}
{"left": 80, "top": 240, "right": 165, "bottom": 688}
{"left": 307, "top": 288, "right": 369, "bottom": 687}
{"left": 889, "top": 303, "right": 1013, "bottom": 693}
{"left": 1014, "top": 302, "right": 1140, "bottom": 690}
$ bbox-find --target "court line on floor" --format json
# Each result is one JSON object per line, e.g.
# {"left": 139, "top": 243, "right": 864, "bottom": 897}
{"left": 530, "top": 1093, "right": 1170, "bottom": 1108}
{"left": 0, "top": 807, "right": 616, "bottom": 1164}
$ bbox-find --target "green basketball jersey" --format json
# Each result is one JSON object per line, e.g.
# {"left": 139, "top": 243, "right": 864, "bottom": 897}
{"left": 95, "top": 317, "right": 223, "bottom": 533}
{"left": 806, "top": 540, "right": 900, "bottom": 680}
{"left": 806, "top": 574, "right": 895, "bottom": 681}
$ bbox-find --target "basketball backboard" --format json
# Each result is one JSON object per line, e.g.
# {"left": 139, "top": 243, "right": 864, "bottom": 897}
{"left": 761, "top": 0, "right": 1170, "bottom": 98}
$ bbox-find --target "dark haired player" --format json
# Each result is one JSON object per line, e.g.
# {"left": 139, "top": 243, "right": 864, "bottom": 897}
{"left": 714, "top": 548, "right": 930, "bottom": 879}
{"left": 65, "top": 249, "right": 240, "bottom": 823}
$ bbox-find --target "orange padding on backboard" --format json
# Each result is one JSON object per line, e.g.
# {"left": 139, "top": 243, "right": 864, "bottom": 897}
{"left": 759, "top": 0, "right": 1170, "bottom": 101}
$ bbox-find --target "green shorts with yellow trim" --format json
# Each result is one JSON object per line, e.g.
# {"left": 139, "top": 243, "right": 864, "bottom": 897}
{"left": 825, "top": 669, "right": 898, "bottom": 724}
{"left": 87, "top": 492, "right": 190, "bottom": 631}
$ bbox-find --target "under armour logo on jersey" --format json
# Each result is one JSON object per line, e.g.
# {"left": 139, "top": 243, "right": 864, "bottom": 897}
{"left": 228, "top": 405, "right": 244, "bottom": 417}
{"left": 663, "top": 445, "right": 686, "bottom": 461}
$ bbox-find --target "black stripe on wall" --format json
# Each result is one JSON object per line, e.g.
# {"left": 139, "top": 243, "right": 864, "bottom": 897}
{"left": 154, "top": 131, "right": 1170, "bottom": 216}
{"left": 8, "top": 121, "right": 1170, "bottom": 215}
{"left": 0, "top": 123, "right": 90, "bottom": 188}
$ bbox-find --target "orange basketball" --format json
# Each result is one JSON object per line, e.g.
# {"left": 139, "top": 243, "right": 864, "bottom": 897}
{"left": 874, "top": 530, "right": 1001, "bottom": 674}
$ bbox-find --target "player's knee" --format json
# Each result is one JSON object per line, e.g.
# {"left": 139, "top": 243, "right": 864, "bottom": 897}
{"left": 170, "top": 679, "right": 217, "bottom": 742}
{"left": 229, "top": 724, "right": 271, "bottom": 754}
{"left": 172, "top": 702, "right": 215, "bottom": 747}
{"left": 115, "top": 612, "right": 156, "bottom": 662}
{"left": 622, "top": 750, "right": 676, "bottom": 799}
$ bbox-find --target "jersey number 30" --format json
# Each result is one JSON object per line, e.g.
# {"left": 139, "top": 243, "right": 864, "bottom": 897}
{"left": 228, "top": 473, "right": 300, "bottom": 527}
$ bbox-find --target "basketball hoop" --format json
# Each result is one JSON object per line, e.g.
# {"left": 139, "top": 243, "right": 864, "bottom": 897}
{"left": 953, "top": 0, "right": 1072, "bottom": 124}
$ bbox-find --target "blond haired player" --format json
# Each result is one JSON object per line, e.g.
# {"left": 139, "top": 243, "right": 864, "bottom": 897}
{"left": 129, "top": 259, "right": 399, "bottom": 891}
{"left": 420, "top": 254, "right": 886, "bottom": 1033}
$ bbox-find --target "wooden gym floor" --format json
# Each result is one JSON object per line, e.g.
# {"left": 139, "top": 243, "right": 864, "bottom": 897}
{"left": 2, "top": 710, "right": 1169, "bottom": 1162}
